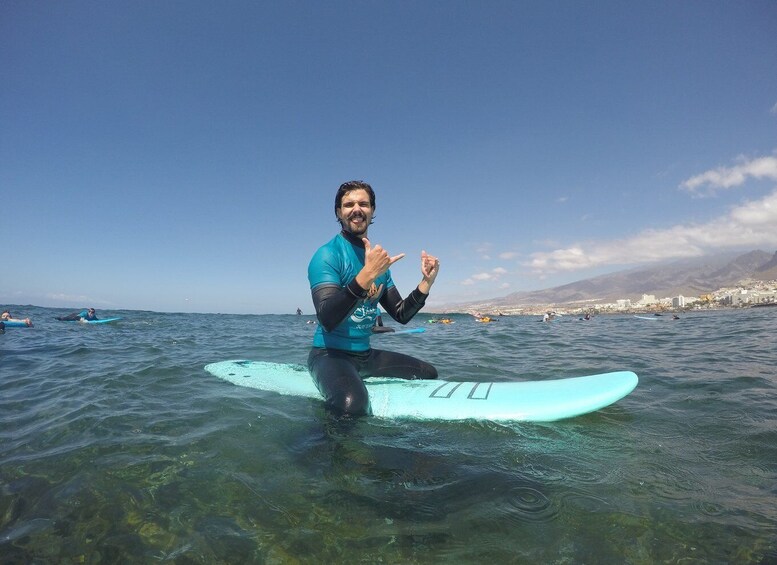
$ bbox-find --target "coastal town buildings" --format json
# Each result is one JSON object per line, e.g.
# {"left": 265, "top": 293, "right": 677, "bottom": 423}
{"left": 719, "top": 286, "right": 777, "bottom": 307}
{"left": 460, "top": 280, "right": 777, "bottom": 317}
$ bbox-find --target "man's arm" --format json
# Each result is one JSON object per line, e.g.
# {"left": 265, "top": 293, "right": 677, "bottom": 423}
{"left": 379, "top": 285, "right": 428, "bottom": 325}
{"left": 311, "top": 281, "right": 368, "bottom": 332}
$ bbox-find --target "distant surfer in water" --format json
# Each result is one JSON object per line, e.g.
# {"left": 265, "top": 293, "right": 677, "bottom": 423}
{"left": 307, "top": 180, "right": 440, "bottom": 416}
{"left": 1, "top": 309, "right": 33, "bottom": 326}
{"left": 371, "top": 312, "right": 395, "bottom": 333}
{"left": 56, "top": 308, "right": 98, "bottom": 321}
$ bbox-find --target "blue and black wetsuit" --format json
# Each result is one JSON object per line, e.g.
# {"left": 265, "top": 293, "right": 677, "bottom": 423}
{"left": 308, "top": 230, "right": 437, "bottom": 415}
{"left": 56, "top": 310, "right": 87, "bottom": 321}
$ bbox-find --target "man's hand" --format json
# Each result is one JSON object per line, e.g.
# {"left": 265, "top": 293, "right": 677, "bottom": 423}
{"left": 357, "top": 238, "right": 405, "bottom": 290}
{"left": 420, "top": 250, "right": 440, "bottom": 292}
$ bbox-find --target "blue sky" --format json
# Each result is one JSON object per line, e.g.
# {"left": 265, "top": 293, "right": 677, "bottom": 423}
{"left": 2, "top": 1, "right": 777, "bottom": 314}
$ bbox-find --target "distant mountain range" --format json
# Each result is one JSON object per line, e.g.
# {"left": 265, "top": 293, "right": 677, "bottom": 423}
{"left": 442, "top": 249, "right": 777, "bottom": 310}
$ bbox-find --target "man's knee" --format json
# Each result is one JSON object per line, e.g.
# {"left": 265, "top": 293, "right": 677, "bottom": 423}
{"left": 327, "top": 388, "right": 371, "bottom": 416}
{"left": 414, "top": 361, "right": 438, "bottom": 380}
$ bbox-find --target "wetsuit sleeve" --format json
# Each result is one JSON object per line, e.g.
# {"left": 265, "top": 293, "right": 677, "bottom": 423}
{"left": 57, "top": 312, "right": 82, "bottom": 321}
{"left": 379, "top": 285, "right": 428, "bottom": 324}
{"left": 311, "top": 281, "right": 368, "bottom": 332}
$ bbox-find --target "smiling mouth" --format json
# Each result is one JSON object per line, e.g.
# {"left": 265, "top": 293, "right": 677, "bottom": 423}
{"left": 341, "top": 211, "right": 369, "bottom": 233}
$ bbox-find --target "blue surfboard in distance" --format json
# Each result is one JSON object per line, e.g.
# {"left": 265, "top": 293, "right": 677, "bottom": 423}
{"left": 1, "top": 320, "right": 32, "bottom": 328}
{"left": 56, "top": 317, "right": 123, "bottom": 324}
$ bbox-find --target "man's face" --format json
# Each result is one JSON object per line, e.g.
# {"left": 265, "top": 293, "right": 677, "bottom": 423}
{"left": 337, "top": 189, "right": 374, "bottom": 236}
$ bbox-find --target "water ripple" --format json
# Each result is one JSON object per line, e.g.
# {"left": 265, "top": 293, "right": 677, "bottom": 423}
{"left": 2, "top": 306, "right": 777, "bottom": 563}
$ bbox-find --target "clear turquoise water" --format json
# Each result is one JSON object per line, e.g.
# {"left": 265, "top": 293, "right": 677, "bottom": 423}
{"left": 2, "top": 306, "right": 776, "bottom": 563}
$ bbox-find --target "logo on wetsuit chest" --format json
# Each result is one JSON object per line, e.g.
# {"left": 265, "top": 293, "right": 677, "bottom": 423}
{"left": 350, "top": 283, "right": 383, "bottom": 326}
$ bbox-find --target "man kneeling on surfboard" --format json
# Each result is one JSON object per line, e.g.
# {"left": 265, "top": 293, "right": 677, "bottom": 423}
{"left": 307, "top": 180, "right": 440, "bottom": 416}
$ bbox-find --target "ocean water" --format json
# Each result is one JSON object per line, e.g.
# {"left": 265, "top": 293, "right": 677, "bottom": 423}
{"left": 1, "top": 305, "right": 776, "bottom": 564}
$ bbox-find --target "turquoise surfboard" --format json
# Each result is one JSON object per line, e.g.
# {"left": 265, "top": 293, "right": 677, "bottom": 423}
{"left": 80, "top": 317, "right": 122, "bottom": 324}
{"left": 381, "top": 327, "right": 426, "bottom": 335}
{"left": 56, "top": 317, "right": 123, "bottom": 324}
{"left": 204, "top": 360, "right": 638, "bottom": 422}
{"left": 1, "top": 320, "right": 32, "bottom": 327}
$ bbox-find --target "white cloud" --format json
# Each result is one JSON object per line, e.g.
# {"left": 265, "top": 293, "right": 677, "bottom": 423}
{"left": 47, "top": 293, "right": 94, "bottom": 303}
{"left": 771, "top": 101, "right": 777, "bottom": 115}
{"left": 526, "top": 189, "right": 777, "bottom": 275}
{"left": 475, "top": 243, "right": 492, "bottom": 260}
{"left": 533, "top": 238, "right": 561, "bottom": 248}
{"left": 461, "top": 267, "right": 508, "bottom": 285}
{"left": 43, "top": 293, "right": 113, "bottom": 306}
{"left": 680, "top": 154, "right": 777, "bottom": 197}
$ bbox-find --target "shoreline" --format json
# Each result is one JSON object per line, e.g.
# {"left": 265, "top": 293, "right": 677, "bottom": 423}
{"left": 429, "top": 303, "right": 771, "bottom": 317}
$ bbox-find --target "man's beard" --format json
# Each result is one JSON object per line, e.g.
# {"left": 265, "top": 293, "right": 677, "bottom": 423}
{"left": 342, "top": 213, "right": 369, "bottom": 235}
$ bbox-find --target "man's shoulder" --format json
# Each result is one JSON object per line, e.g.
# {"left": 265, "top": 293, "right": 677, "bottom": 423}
{"left": 320, "top": 232, "right": 345, "bottom": 249}
{"left": 309, "top": 233, "right": 347, "bottom": 270}
{"left": 312, "top": 233, "right": 350, "bottom": 257}
{"left": 309, "top": 234, "right": 352, "bottom": 285}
